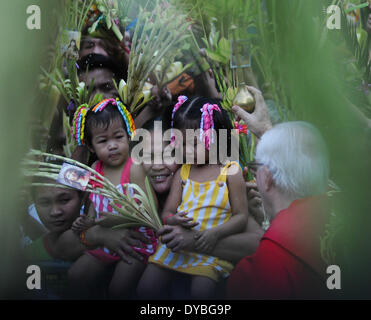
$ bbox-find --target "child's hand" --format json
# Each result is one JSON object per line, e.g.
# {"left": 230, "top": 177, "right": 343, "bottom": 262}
{"left": 194, "top": 229, "right": 218, "bottom": 254}
{"left": 71, "top": 216, "right": 95, "bottom": 234}
{"left": 166, "top": 212, "right": 199, "bottom": 229}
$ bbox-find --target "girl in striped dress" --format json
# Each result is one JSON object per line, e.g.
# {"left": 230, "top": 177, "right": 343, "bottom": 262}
{"left": 138, "top": 96, "right": 248, "bottom": 299}
{"left": 68, "top": 98, "right": 158, "bottom": 298}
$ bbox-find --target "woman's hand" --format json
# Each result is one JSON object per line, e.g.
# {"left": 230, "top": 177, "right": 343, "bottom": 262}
{"left": 194, "top": 229, "right": 218, "bottom": 254}
{"left": 232, "top": 85, "right": 272, "bottom": 138}
{"left": 99, "top": 227, "right": 150, "bottom": 264}
{"left": 157, "top": 225, "right": 197, "bottom": 252}
{"left": 148, "top": 85, "right": 172, "bottom": 112}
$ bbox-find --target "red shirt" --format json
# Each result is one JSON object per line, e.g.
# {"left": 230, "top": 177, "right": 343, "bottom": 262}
{"left": 227, "top": 196, "right": 329, "bottom": 299}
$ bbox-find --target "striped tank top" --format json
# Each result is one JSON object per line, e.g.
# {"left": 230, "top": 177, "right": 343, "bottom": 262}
{"left": 88, "top": 159, "right": 157, "bottom": 261}
{"left": 149, "top": 162, "right": 238, "bottom": 281}
{"left": 89, "top": 159, "right": 133, "bottom": 217}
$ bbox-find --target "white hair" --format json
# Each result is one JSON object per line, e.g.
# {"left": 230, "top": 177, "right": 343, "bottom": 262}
{"left": 255, "top": 121, "right": 329, "bottom": 200}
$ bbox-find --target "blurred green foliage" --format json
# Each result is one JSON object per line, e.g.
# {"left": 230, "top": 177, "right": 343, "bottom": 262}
{"left": 0, "top": 0, "right": 51, "bottom": 298}
{"left": 1, "top": 0, "right": 370, "bottom": 298}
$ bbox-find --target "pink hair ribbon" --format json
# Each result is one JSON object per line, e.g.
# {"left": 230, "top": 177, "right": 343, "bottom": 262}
{"left": 170, "top": 95, "right": 188, "bottom": 146}
{"left": 200, "top": 103, "right": 221, "bottom": 150}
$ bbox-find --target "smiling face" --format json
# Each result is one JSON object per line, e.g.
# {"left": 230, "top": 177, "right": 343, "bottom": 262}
{"left": 34, "top": 186, "right": 81, "bottom": 233}
{"left": 142, "top": 130, "right": 179, "bottom": 195}
{"left": 89, "top": 117, "right": 129, "bottom": 168}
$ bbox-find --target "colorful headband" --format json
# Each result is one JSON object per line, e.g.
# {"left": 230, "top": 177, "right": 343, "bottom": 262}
{"left": 200, "top": 103, "right": 221, "bottom": 150}
{"left": 71, "top": 98, "right": 136, "bottom": 146}
{"left": 71, "top": 104, "right": 89, "bottom": 146}
{"left": 92, "top": 98, "right": 135, "bottom": 139}
{"left": 170, "top": 95, "right": 188, "bottom": 145}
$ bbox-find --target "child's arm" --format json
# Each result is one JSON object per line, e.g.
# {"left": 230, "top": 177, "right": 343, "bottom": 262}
{"left": 71, "top": 204, "right": 96, "bottom": 234}
{"left": 160, "top": 169, "right": 198, "bottom": 228}
{"left": 52, "top": 225, "right": 148, "bottom": 262}
{"left": 161, "top": 169, "right": 182, "bottom": 222}
{"left": 71, "top": 160, "right": 98, "bottom": 233}
{"left": 195, "top": 164, "right": 248, "bottom": 253}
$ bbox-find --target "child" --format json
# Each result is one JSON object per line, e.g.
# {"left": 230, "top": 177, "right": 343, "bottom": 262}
{"left": 137, "top": 96, "right": 247, "bottom": 299}
{"left": 68, "top": 98, "right": 158, "bottom": 299}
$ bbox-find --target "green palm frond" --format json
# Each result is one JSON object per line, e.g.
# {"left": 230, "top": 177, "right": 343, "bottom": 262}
{"left": 89, "top": 0, "right": 125, "bottom": 41}
{"left": 119, "top": 1, "right": 191, "bottom": 114}
{"left": 22, "top": 150, "right": 162, "bottom": 231}
{"left": 63, "top": 0, "right": 95, "bottom": 32}
{"left": 341, "top": 7, "right": 371, "bottom": 83}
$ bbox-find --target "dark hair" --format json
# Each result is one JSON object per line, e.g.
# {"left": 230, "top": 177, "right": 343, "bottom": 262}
{"left": 85, "top": 102, "right": 128, "bottom": 148}
{"left": 81, "top": 23, "right": 125, "bottom": 58}
{"left": 30, "top": 175, "right": 83, "bottom": 201}
{"left": 131, "top": 115, "right": 167, "bottom": 151}
{"left": 141, "top": 116, "right": 164, "bottom": 131}
{"left": 171, "top": 96, "right": 234, "bottom": 157}
{"left": 172, "top": 96, "right": 231, "bottom": 130}
{"left": 30, "top": 158, "right": 83, "bottom": 201}
{"left": 141, "top": 110, "right": 173, "bottom": 132}
{"left": 77, "top": 53, "right": 124, "bottom": 82}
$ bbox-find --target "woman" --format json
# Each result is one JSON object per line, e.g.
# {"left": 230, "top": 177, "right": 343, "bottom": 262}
{"left": 26, "top": 179, "right": 150, "bottom": 264}
{"left": 23, "top": 177, "right": 150, "bottom": 299}
{"left": 140, "top": 111, "right": 264, "bottom": 267}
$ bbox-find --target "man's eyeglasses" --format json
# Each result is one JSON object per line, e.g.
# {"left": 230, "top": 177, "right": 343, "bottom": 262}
{"left": 246, "top": 161, "right": 264, "bottom": 177}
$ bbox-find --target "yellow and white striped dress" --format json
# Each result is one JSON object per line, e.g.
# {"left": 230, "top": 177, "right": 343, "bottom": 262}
{"left": 149, "top": 162, "right": 238, "bottom": 281}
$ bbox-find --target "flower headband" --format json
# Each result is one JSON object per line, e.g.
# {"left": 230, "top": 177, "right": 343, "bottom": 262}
{"left": 200, "top": 103, "right": 221, "bottom": 150}
{"left": 170, "top": 95, "right": 188, "bottom": 145}
{"left": 71, "top": 98, "right": 136, "bottom": 146}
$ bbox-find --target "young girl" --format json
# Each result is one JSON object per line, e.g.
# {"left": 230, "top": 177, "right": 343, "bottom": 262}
{"left": 68, "top": 98, "right": 158, "bottom": 299}
{"left": 137, "top": 96, "right": 248, "bottom": 299}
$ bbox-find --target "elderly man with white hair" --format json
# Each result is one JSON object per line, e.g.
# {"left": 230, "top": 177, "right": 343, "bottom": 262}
{"left": 227, "top": 86, "right": 330, "bottom": 299}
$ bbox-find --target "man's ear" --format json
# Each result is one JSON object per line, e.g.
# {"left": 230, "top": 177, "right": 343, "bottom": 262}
{"left": 262, "top": 166, "right": 273, "bottom": 192}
